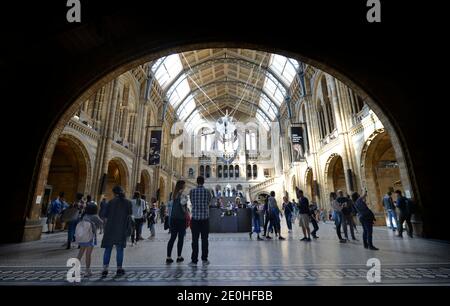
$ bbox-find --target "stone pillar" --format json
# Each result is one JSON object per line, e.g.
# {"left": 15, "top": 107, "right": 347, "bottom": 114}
{"left": 327, "top": 76, "right": 354, "bottom": 195}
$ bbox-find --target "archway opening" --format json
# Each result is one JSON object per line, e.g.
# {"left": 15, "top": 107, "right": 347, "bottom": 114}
{"left": 327, "top": 155, "right": 346, "bottom": 194}
{"left": 105, "top": 159, "right": 128, "bottom": 201}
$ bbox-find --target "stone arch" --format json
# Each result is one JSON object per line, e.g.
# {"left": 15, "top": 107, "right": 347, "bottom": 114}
{"left": 45, "top": 134, "right": 92, "bottom": 208}
{"left": 158, "top": 176, "right": 167, "bottom": 203}
{"left": 138, "top": 169, "right": 152, "bottom": 199}
{"left": 360, "top": 129, "right": 403, "bottom": 212}
{"left": 324, "top": 153, "right": 346, "bottom": 195}
{"left": 105, "top": 157, "right": 129, "bottom": 200}
{"left": 24, "top": 43, "right": 418, "bottom": 242}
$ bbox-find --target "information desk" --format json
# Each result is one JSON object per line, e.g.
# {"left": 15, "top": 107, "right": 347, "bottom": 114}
{"left": 209, "top": 207, "right": 255, "bottom": 233}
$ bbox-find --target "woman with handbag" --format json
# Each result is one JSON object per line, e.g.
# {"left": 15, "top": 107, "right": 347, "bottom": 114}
{"left": 166, "top": 180, "right": 188, "bottom": 264}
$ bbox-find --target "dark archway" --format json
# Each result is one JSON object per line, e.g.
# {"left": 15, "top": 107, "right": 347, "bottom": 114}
{"left": 3, "top": 4, "right": 442, "bottom": 242}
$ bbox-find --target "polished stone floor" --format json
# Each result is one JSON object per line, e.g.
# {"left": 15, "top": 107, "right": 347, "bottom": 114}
{"left": 0, "top": 220, "right": 449, "bottom": 285}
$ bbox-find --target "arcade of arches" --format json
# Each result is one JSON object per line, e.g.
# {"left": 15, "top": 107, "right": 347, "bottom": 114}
{"left": 25, "top": 48, "right": 416, "bottom": 242}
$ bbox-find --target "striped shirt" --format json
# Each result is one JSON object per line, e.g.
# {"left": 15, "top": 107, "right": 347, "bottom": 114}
{"left": 189, "top": 185, "right": 212, "bottom": 220}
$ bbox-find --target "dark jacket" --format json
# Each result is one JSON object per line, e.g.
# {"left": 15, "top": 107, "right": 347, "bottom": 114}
{"left": 101, "top": 196, "right": 132, "bottom": 248}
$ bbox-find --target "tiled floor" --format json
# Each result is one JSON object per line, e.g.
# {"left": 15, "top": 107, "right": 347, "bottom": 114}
{"left": 0, "top": 221, "right": 449, "bottom": 285}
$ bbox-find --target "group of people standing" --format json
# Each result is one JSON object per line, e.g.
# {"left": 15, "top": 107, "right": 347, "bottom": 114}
{"left": 383, "top": 189, "right": 414, "bottom": 238}
{"left": 248, "top": 188, "right": 319, "bottom": 241}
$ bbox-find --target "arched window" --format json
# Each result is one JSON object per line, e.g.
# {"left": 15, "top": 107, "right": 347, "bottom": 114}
{"left": 252, "top": 165, "right": 258, "bottom": 179}
{"left": 205, "top": 165, "right": 211, "bottom": 178}
{"left": 300, "top": 104, "right": 309, "bottom": 152}
{"left": 247, "top": 165, "right": 252, "bottom": 178}
{"left": 246, "top": 130, "right": 257, "bottom": 151}
{"left": 223, "top": 165, "right": 228, "bottom": 178}
{"left": 199, "top": 165, "right": 205, "bottom": 177}
{"left": 317, "top": 104, "right": 327, "bottom": 139}
{"left": 229, "top": 165, "right": 234, "bottom": 178}
{"left": 321, "top": 77, "right": 335, "bottom": 133}
{"left": 218, "top": 165, "right": 222, "bottom": 178}
{"left": 235, "top": 165, "right": 240, "bottom": 178}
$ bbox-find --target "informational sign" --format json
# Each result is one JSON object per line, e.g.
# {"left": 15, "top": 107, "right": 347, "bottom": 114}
{"left": 149, "top": 130, "right": 162, "bottom": 165}
{"left": 291, "top": 126, "right": 305, "bottom": 161}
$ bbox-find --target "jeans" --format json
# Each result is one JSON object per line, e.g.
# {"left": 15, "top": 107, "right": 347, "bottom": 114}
{"left": 252, "top": 216, "right": 261, "bottom": 234}
{"left": 359, "top": 218, "right": 374, "bottom": 247}
{"left": 191, "top": 219, "right": 209, "bottom": 262}
{"left": 272, "top": 215, "right": 281, "bottom": 236}
{"left": 285, "top": 213, "right": 292, "bottom": 230}
{"left": 334, "top": 211, "right": 344, "bottom": 240}
{"left": 342, "top": 214, "right": 356, "bottom": 240}
{"left": 398, "top": 212, "right": 413, "bottom": 237}
{"left": 149, "top": 223, "right": 155, "bottom": 236}
{"left": 67, "top": 220, "right": 77, "bottom": 247}
{"left": 311, "top": 217, "right": 319, "bottom": 236}
{"left": 103, "top": 245, "right": 124, "bottom": 268}
{"left": 167, "top": 218, "right": 186, "bottom": 257}
{"left": 387, "top": 209, "right": 398, "bottom": 229}
{"left": 131, "top": 218, "right": 144, "bottom": 243}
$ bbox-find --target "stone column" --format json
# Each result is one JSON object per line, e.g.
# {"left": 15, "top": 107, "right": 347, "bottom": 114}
{"left": 327, "top": 76, "right": 354, "bottom": 195}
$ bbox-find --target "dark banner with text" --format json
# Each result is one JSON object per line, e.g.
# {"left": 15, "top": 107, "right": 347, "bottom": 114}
{"left": 149, "top": 130, "right": 162, "bottom": 165}
{"left": 291, "top": 126, "right": 305, "bottom": 162}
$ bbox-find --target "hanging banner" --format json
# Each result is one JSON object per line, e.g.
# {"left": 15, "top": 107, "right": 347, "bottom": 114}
{"left": 291, "top": 125, "right": 305, "bottom": 161}
{"left": 148, "top": 130, "right": 162, "bottom": 165}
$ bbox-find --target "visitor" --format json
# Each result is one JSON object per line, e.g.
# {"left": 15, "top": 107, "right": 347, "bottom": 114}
{"left": 166, "top": 180, "right": 188, "bottom": 264}
{"left": 263, "top": 195, "right": 273, "bottom": 239}
{"left": 159, "top": 201, "right": 166, "bottom": 223}
{"left": 383, "top": 189, "right": 398, "bottom": 231}
{"left": 98, "top": 197, "right": 108, "bottom": 234}
{"left": 331, "top": 192, "right": 346, "bottom": 243}
{"left": 268, "top": 191, "right": 285, "bottom": 240}
{"left": 309, "top": 201, "right": 319, "bottom": 239}
{"left": 86, "top": 195, "right": 97, "bottom": 207}
{"left": 352, "top": 190, "right": 378, "bottom": 250}
{"left": 319, "top": 208, "right": 326, "bottom": 223}
{"left": 65, "top": 193, "right": 84, "bottom": 249}
{"left": 296, "top": 188, "right": 311, "bottom": 241}
{"left": 292, "top": 199, "right": 298, "bottom": 224}
{"left": 147, "top": 202, "right": 157, "bottom": 238}
{"left": 189, "top": 176, "right": 212, "bottom": 266}
{"left": 337, "top": 190, "right": 357, "bottom": 241}
{"left": 75, "top": 203, "right": 103, "bottom": 277}
{"left": 101, "top": 185, "right": 132, "bottom": 277}
{"left": 249, "top": 200, "right": 263, "bottom": 240}
{"left": 46, "top": 192, "right": 65, "bottom": 234}
{"left": 395, "top": 190, "right": 413, "bottom": 238}
{"left": 282, "top": 196, "right": 294, "bottom": 232}
{"left": 130, "top": 191, "right": 146, "bottom": 245}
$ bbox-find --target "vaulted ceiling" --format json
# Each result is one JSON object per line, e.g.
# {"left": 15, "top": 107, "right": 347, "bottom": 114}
{"left": 150, "top": 48, "right": 304, "bottom": 130}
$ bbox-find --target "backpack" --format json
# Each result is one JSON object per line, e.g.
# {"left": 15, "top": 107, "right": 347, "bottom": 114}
{"left": 75, "top": 220, "right": 93, "bottom": 243}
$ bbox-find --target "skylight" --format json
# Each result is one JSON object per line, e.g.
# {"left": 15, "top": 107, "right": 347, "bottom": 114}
{"left": 176, "top": 94, "right": 196, "bottom": 120}
{"left": 259, "top": 94, "right": 277, "bottom": 120}
{"left": 168, "top": 78, "right": 190, "bottom": 107}
{"left": 269, "top": 54, "right": 299, "bottom": 85}
{"left": 151, "top": 54, "right": 184, "bottom": 89}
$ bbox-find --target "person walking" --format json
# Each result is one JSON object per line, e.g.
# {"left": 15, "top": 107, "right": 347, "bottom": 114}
{"left": 101, "top": 186, "right": 132, "bottom": 277}
{"left": 309, "top": 201, "right": 319, "bottom": 239}
{"left": 337, "top": 190, "right": 357, "bottom": 241}
{"left": 60, "top": 198, "right": 80, "bottom": 249}
{"left": 75, "top": 203, "right": 103, "bottom": 277}
{"left": 383, "top": 189, "right": 398, "bottom": 231}
{"left": 130, "top": 191, "right": 146, "bottom": 245}
{"left": 166, "top": 180, "right": 188, "bottom": 264}
{"left": 189, "top": 176, "right": 212, "bottom": 266}
{"left": 395, "top": 190, "right": 413, "bottom": 238}
{"left": 249, "top": 200, "right": 263, "bottom": 240}
{"left": 331, "top": 192, "right": 346, "bottom": 243}
{"left": 263, "top": 195, "right": 273, "bottom": 239}
{"left": 282, "top": 196, "right": 294, "bottom": 233}
{"left": 160, "top": 201, "right": 166, "bottom": 224}
{"left": 147, "top": 202, "right": 157, "bottom": 238}
{"left": 268, "top": 191, "right": 285, "bottom": 240}
{"left": 296, "top": 189, "right": 311, "bottom": 241}
{"left": 352, "top": 190, "right": 378, "bottom": 250}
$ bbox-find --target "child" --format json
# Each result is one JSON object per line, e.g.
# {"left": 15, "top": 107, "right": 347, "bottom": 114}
{"left": 76, "top": 203, "right": 103, "bottom": 277}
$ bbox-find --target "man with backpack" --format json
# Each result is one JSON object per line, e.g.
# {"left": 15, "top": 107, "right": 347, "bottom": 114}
{"left": 131, "top": 191, "right": 146, "bottom": 245}
{"left": 395, "top": 190, "right": 413, "bottom": 238}
{"left": 46, "top": 192, "right": 65, "bottom": 234}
